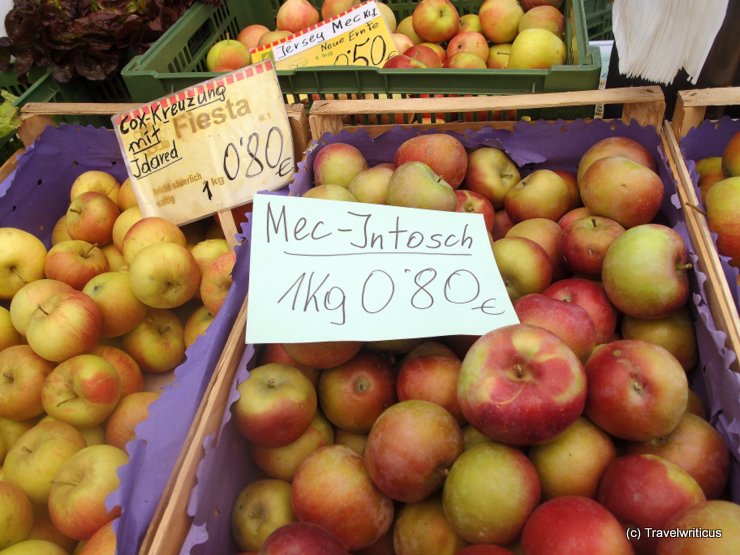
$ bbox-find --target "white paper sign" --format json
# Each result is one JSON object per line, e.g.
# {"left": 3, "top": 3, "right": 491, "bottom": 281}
{"left": 246, "top": 194, "right": 519, "bottom": 343}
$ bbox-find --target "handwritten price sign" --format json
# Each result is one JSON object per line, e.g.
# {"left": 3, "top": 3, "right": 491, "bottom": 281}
{"left": 251, "top": 0, "right": 397, "bottom": 70}
{"left": 246, "top": 194, "right": 519, "bottom": 344}
{"left": 112, "top": 60, "right": 294, "bottom": 225}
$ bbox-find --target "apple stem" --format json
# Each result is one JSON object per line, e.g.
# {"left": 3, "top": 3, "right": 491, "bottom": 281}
{"left": 37, "top": 304, "right": 49, "bottom": 316}
{"left": 10, "top": 266, "right": 27, "bottom": 285}
{"left": 85, "top": 243, "right": 98, "bottom": 257}
{"left": 676, "top": 263, "right": 693, "bottom": 271}
{"left": 2, "top": 371, "right": 13, "bottom": 383}
{"left": 51, "top": 479, "right": 79, "bottom": 487}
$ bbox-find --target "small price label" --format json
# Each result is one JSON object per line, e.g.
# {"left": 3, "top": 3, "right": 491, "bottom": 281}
{"left": 246, "top": 194, "right": 519, "bottom": 344}
{"left": 251, "top": 0, "right": 397, "bottom": 70}
{"left": 112, "top": 60, "right": 294, "bottom": 225}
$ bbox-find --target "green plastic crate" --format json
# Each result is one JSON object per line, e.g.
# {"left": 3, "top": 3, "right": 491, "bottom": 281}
{"left": 121, "top": 0, "right": 601, "bottom": 120}
{"left": 584, "top": 0, "right": 613, "bottom": 40}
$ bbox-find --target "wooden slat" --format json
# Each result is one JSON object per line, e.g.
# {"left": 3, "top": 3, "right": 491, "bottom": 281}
{"left": 672, "top": 87, "right": 740, "bottom": 137}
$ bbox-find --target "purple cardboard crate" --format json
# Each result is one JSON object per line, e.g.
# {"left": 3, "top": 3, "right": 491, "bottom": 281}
{"left": 180, "top": 118, "right": 740, "bottom": 554}
{"left": 0, "top": 124, "right": 250, "bottom": 555}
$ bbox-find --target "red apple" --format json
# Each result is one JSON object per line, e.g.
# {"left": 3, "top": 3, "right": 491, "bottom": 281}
{"left": 0, "top": 345, "right": 55, "bottom": 421}
{"left": 457, "top": 546, "right": 516, "bottom": 555}
{"left": 491, "top": 208, "right": 514, "bottom": 239}
{"left": 455, "top": 189, "right": 495, "bottom": 231}
{"left": 65, "top": 191, "right": 120, "bottom": 245}
{"left": 558, "top": 206, "right": 594, "bottom": 229}
{"left": 313, "top": 142, "right": 368, "bottom": 189}
{"left": 397, "top": 354, "right": 464, "bottom": 423}
{"left": 281, "top": 340, "right": 362, "bottom": 369}
{"left": 446, "top": 31, "right": 489, "bottom": 61}
{"left": 577, "top": 136, "right": 657, "bottom": 184}
{"left": 561, "top": 215, "right": 626, "bottom": 276}
{"left": 657, "top": 500, "right": 740, "bottom": 554}
{"left": 404, "top": 44, "right": 443, "bottom": 68}
{"left": 464, "top": 147, "right": 521, "bottom": 208}
{"left": 412, "top": 0, "right": 460, "bottom": 43}
{"left": 394, "top": 134, "right": 468, "bottom": 189}
{"left": 276, "top": 0, "right": 319, "bottom": 33}
{"left": 105, "top": 391, "right": 159, "bottom": 450}
{"left": 383, "top": 54, "right": 428, "bottom": 68}
{"left": 236, "top": 24, "right": 270, "bottom": 50}
{"left": 505, "top": 217, "right": 567, "bottom": 279}
{"left": 257, "top": 343, "right": 320, "bottom": 386}
{"left": 391, "top": 33, "right": 416, "bottom": 54}
{"left": 260, "top": 522, "right": 349, "bottom": 555}
{"left": 200, "top": 250, "right": 236, "bottom": 315}
{"left": 91, "top": 345, "right": 144, "bottom": 397}
{"left": 44, "top": 240, "right": 110, "bottom": 290}
{"left": 705, "top": 176, "right": 740, "bottom": 265}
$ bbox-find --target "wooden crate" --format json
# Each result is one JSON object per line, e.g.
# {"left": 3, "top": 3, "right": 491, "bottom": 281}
{"left": 665, "top": 87, "right": 740, "bottom": 372}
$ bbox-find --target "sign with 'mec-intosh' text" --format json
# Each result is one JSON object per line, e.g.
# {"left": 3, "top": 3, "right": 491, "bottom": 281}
{"left": 112, "top": 60, "right": 294, "bottom": 225}
{"left": 251, "top": 0, "right": 397, "bottom": 70}
{"left": 246, "top": 194, "right": 519, "bottom": 344}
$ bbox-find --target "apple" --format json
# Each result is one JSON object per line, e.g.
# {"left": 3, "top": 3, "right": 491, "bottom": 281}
{"left": 0, "top": 539, "right": 69, "bottom": 554}
{"left": 464, "top": 147, "right": 521, "bottom": 208}
{"left": 291, "top": 444, "right": 394, "bottom": 550}
{"left": 621, "top": 307, "right": 698, "bottom": 371}
{"left": 401, "top": 340, "right": 457, "bottom": 363}
{"left": 0, "top": 227, "right": 47, "bottom": 301}
{"left": 0, "top": 345, "right": 55, "bottom": 421}
{"left": 83, "top": 271, "right": 147, "bottom": 338}
{"left": 111, "top": 206, "right": 143, "bottom": 251}
{"left": 504, "top": 169, "right": 571, "bottom": 222}
{"left": 394, "top": 133, "right": 468, "bottom": 189}
{"left": 521, "top": 496, "right": 634, "bottom": 555}
{"left": 458, "top": 323, "right": 586, "bottom": 445}
{"left": 577, "top": 136, "right": 657, "bottom": 184}
{"left": 26, "top": 504, "right": 77, "bottom": 552}
{"left": 183, "top": 304, "right": 215, "bottom": 347}
{"left": 518, "top": 5, "right": 565, "bottom": 36}
{"left": 393, "top": 494, "right": 467, "bottom": 555}
{"left": 0, "top": 306, "right": 21, "bottom": 351}
{"left": 128, "top": 242, "right": 201, "bottom": 309}
{"left": 105, "top": 391, "right": 159, "bottom": 450}
{"left": 459, "top": 13, "right": 482, "bottom": 33}
{"left": 444, "top": 51, "right": 487, "bottom": 69}
{"left": 302, "top": 183, "right": 358, "bottom": 201}
{"left": 721, "top": 130, "right": 740, "bottom": 176}
{"left": 121, "top": 308, "right": 186, "bottom": 373}
{"left": 313, "top": 142, "right": 368, "bottom": 189}
{"left": 457, "top": 546, "right": 516, "bottom": 555}
{"left": 491, "top": 207, "right": 514, "bottom": 239}
{"left": 364, "top": 400, "right": 463, "bottom": 502}
{"left": 705, "top": 177, "right": 740, "bottom": 265}
{"left": 479, "top": 0, "right": 524, "bottom": 43}
{"left": 90, "top": 345, "right": 144, "bottom": 397}
{"left": 282, "top": 340, "right": 362, "bottom": 369}
{"left": 561, "top": 215, "right": 626, "bottom": 276}
{"left": 117, "top": 178, "right": 137, "bottom": 210}
{"left": 412, "top": 0, "right": 460, "bottom": 43}
{"left": 206, "top": 39, "right": 250, "bottom": 72}
{"left": 505, "top": 217, "right": 566, "bottom": 278}
{"left": 231, "top": 479, "right": 296, "bottom": 553}
{"left": 453, "top": 190, "right": 494, "bottom": 232}
{"left": 601, "top": 223, "right": 690, "bottom": 319}
{"left": 69, "top": 171, "right": 120, "bottom": 203}
{"left": 121, "top": 216, "right": 187, "bottom": 265}
{"left": 318, "top": 350, "right": 395, "bottom": 433}
{"left": 65, "top": 191, "right": 120, "bottom": 245}
{"left": 190, "top": 238, "right": 229, "bottom": 275}
{"left": 657, "top": 500, "right": 740, "bottom": 554}
{"left": 391, "top": 33, "right": 416, "bottom": 54}
{"left": 508, "top": 28, "right": 566, "bottom": 69}
{"left": 403, "top": 44, "right": 442, "bottom": 68}
{"left": 397, "top": 16, "right": 423, "bottom": 44}
{"left": 334, "top": 429, "right": 367, "bottom": 456}
{"left": 376, "top": 2, "right": 397, "bottom": 32}
{"left": 51, "top": 215, "right": 71, "bottom": 245}
{"left": 558, "top": 206, "right": 594, "bottom": 229}
{"left": 443, "top": 441, "right": 540, "bottom": 544}
{"left": 76, "top": 518, "right": 116, "bottom": 554}
{"left": 491, "top": 236, "right": 553, "bottom": 300}
{"left": 47, "top": 444, "right": 128, "bottom": 540}
{"left": 552, "top": 169, "right": 581, "bottom": 209}
{"left": 276, "top": 0, "right": 319, "bottom": 33}
{"left": 258, "top": 343, "right": 320, "bottom": 386}
{"left": 44, "top": 239, "right": 109, "bottom": 290}
{"left": 585, "top": 339, "right": 688, "bottom": 441}
{"left": 0, "top": 480, "right": 33, "bottom": 549}
{"left": 421, "top": 41, "right": 446, "bottom": 63}
{"left": 250, "top": 411, "right": 334, "bottom": 481}
{"left": 0, "top": 417, "right": 35, "bottom": 464}
{"left": 348, "top": 164, "right": 394, "bottom": 204}
{"left": 25, "top": 289, "right": 102, "bottom": 362}
{"left": 260, "top": 522, "right": 349, "bottom": 555}
{"left": 236, "top": 24, "right": 271, "bottom": 50}
{"left": 257, "top": 29, "right": 292, "bottom": 48}
{"left": 446, "top": 31, "right": 489, "bottom": 61}
{"left": 521, "top": 0, "right": 564, "bottom": 9}
{"left": 695, "top": 156, "right": 726, "bottom": 202}
{"left": 200, "top": 250, "right": 236, "bottom": 314}
{"left": 396, "top": 354, "right": 464, "bottom": 423}
{"left": 3, "top": 420, "right": 86, "bottom": 504}
{"left": 383, "top": 53, "right": 429, "bottom": 68}
{"left": 486, "top": 43, "right": 512, "bottom": 69}
{"left": 386, "top": 161, "right": 457, "bottom": 211}
{"left": 101, "top": 243, "right": 126, "bottom": 271}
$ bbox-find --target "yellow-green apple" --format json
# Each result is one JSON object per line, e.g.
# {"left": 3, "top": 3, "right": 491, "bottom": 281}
{"left": 377, "top": 2, "right": 397, "bottom": 32}
{"left": 695, "top": 156, "right": 726, "bottom": 202}
{"left": 0, "top": 306, "right": 21, "bottom": 351}
{"left": 0, "top": 539, "right": 69, "bottom": 554}
{"left": 505, "top": 169, "right": 571, "bottom": 222}
{"left": 393, "top": 494, "right": 467, "bottom": 555}
{"left": 313, "top": 143, "right": 368, "bottom": 189}
{"left": 69, "top": 171, "right": 120, "bottom": 203}
{"left": 101, "top": 243, "right": 126, "bottom": 271}
{"left": 3, "top": 420, "right": 86, "bottom": 504}
{"left": 561, "top": 215, "right": 626, "bottom": 276}
{"left": 0, "top": 345, "right": 55, "bottom": 420}
{"left": 259, "top": 522, "right": 349, "bottom": 555}
{"left": 65, "top": 191, "right": 120, "bottom": 245}
{"left": 529, "top": 416, "right": 617, "bottom": 499}
{"left": 585, "top": 339, "right": 688, "bottom": 441}
{"left": 258, "top": 343, "right": 321, "bottom": 386}
{"left": 657, "top": 500, "right": 740, "bottom": 554}
{"left": 446, "top": 31, "right": 489, "bottom": 61}
{"left": 686, "top": 389, "right": 707, "bottom": 420}
{"left": 121, "top": 216, "right": 187, "bottom": 265}
{"left": 421, "top": 41, "right": 446, "bottom": 62}
{"left": 189, "top": 238, "right": 229, "bottom": 275}
{"left": 231, "top": 479, "right": 296, "bottom": 553}
{"left": 236, "top": 23, "right": 271, "bottom": 50}
{"left": 597, "top": 454, "right": 705, "bottom": 553}
{"left": 234, "top": 363, "right": 317, "bottom": 447}
{"left": 364, "top": 336, "right": 422, "bottom": 354}
{"left": 386, "top": 162, "right": 457, "bottom": 211}
{"left": 395, "top": 134, "right": 468, "bottom": 189}
{"left": 722, "top": 130, "right": 740, "bottom": 176}
{"left": 459, "top": 13, "right": 482, "bottom": 33}
{"left": 77, "top": 518, "right": 116, "bottom": 554}
{"left": 128, "top": 242, "right": 201, "bottom": 309}
{"left": 276, "top": 0, "right": 319, "bottom": 33}
{"left": 348, "top": 164, "right": 394, "bottom": 204}
{"left": 117, "top": 178, "right": 137, "bottom": 210}
{"left": 43, "top": 239, "right": 109, "bottom": 290}
{"left": 257, "top": 29, "right": 292, "bottom": 48}
{"left": 0, "top": 227, "right": 47, "bottom": 301}
{"left": 282, "top": 340, "right": 362, "bottom": 369}
{"left": 206, "top": 39, "right": 251, "bottom": 72}
{"left": 83, "top": 271, "right": 147, "bottom": 338}
{"left": 458, "top": 324, "right": 587, "bottom": 445}
{"left": 601, "top": 223, "right": 690, "bottom": 319}
{"left": 621, "top": 306, "right": 698, "bottom": 371}
{"left": 442, "top": 441, "right": 540, "bottom": 544}
{"left": 364, "top": 400, "right": 463, "bottom": 502}
{"left": 41, "top": 354, "right": 121, "bottom": 429}
{"left": 464, "top": 147, "right": 521, "bottom": 208}
{"left": 26, "top": 504, "right": 77, "bottom": 552}
{"left": 397, "top": 15, "right": 423, "bottom": 44}
{"left": 302, "top": 183, "right": 358, "bottom": 201}
{"left": 404, "top": 44, "right": 443, "bottom": 68}
{"left": 456, "top": 189, "right": 495, "bottom": 231}
{"left": 412, "top": 0, "right": 460, "bottom": 43}
{"left": 200, "top": 250, "right": 235, "bottom": 314}
{"left": 291, "top": 444, "right": 394, "bottom": 550}
{"left": 491, "top": 236, "right": 553, "bottom": 300}
{"left": 479, "top": 0, "right": 524, "bottom": 43}
{"left": 457, "top": 546, "right": 515, "bottom": 555}
{"left": 396, "top": 355, "right": 464, "bottom": 423}
{"left": 626, "top": 412, "right": 729, "bottom": 499}
{"left": 318, "top": 350, "right": 395, "bottom": 433}
{"left": 322, "top": 0, "right": 360, "bottom": 19}
{"left": 518, "top": 5, "right": 565, "bottom": 35}
{"left": 47, "top": 444, "right": 128, "bottom": 540}
{"left": 25, "top": 289, "right": 102, "bottom": 362}
{"left": 705, "top": 176, "right": 740, "bottom": 265}
{"left": 0, "top": 480, "right": 33, "bottom": 549}
{"left": 121, "top": 308, "right": 185, "bottom": 373}
{"left": 580, "top": 155, "right": 664, "bottom": 228}
{"left": 486, "top": 43, "right": 512, "bottom": 68}
{"left": 183, "top": 304, "right": 214, "bottom": 347}
{"left": 112, "top": 206, "right": 143, "bottom": 251}
{"left": 505, "top": 217, "right": 567, "bottom": 278}
{"left": 391, "top": 33, "right": 416, "bottom": 54}
{"left": 51, "top": 215, "right": 71, "bottom": 245}
{"left": 508, "top": 28, "right": 565, "bottom": 69}
{"left": 543, "top": 277, "right": 618, "bottom": 345}
{"left": 558, "top": 205, "right": 593, "bottom": 229}
{"left": 521, "top": 496, "right": 634, "bottom": 555}
{"left": 444, "top": 51, "right": 487, "bottom": 68}
{"left": 105, "top": 391, "right": 159, "bottom": 450}
{"left": 577, "top": 136, "right": 657, "bottom": 184}
{"left": 334, "top": 429, "right": 367, "bottom": 455}
{"left": 0, "top": 417, "right": 35, "bottom": 465}
{"left": 250, "top": 411, "right": 334, "bottom": 481}
{"left": 91, "top": 345, "right": 144, "bottom": 397}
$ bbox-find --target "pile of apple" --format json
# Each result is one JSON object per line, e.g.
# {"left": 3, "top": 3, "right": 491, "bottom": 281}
{"left": 226, "top": 131, "right": 740, "bottom": 554}
{"left": 693, "top": 130, "right": 740, "bottom": 274}
{"left": 0, "top": 173, "right": 238, "bottom": 553}
{"left": 205, "top": 0, "right": 567, "bottom": 73}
